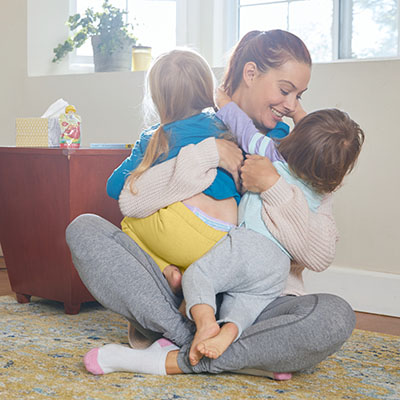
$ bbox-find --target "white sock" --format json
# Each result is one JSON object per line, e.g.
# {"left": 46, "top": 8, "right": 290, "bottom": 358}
{"left": 84, "top": 338, "right": 179, "bottom": 375}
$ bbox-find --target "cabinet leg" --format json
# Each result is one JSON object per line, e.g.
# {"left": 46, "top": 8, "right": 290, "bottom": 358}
{"left": 16, "top": 293, "right": 31, "bottom": 303}
{"left": 64, "top": 302, "right": 81, "bottom": 315}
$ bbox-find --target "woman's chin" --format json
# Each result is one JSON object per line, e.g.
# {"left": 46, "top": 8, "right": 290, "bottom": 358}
{"left": 262, "top": 119, "right": 278, "bottom": 131}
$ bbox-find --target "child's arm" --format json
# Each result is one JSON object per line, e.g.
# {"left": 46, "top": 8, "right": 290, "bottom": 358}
{"left": 106, "top": 132, "right": 151, "bottom": 200}
{"left": 216, "top": 101, "right": 272, "bottom": 156}
{"left": 288, "top": 102, "right": 307, "bottom": 125}
{"left": 260, "top": 177, "right": 339, "bottom": 272}
{"left": 215, "top": 101, "right": 287, "bottom": 162}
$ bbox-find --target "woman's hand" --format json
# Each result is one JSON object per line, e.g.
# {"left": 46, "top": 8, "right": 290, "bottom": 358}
{"left": 240, "top": 154, "right": 280, "bottom": 193}
{"left": 215, "top": 86, "right": 232, "bottom": 110}
{"left": 215, "top": 139, "right": 244, "bottom": 189}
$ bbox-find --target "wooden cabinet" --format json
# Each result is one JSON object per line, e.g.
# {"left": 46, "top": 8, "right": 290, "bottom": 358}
{"left": 0, "top": 147, "right": 130, "bottom": 314}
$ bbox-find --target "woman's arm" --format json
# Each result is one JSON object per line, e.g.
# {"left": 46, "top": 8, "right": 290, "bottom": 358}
{"left": 119, "top": 137, "right": 243, "bottom": 218}
{"left": 241, "top": 155, "right": 339, "bottom": 272}
{"left": 260, "top": 178, "right": 338, "bottom": 272}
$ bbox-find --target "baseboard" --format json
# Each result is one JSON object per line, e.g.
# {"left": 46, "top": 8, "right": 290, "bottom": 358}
{"left": 304, "top": 266, "right": 400, "bottom": 317}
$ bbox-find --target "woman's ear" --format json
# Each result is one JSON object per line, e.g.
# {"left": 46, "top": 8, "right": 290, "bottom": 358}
{"left": 242, "top": 62, "right": 258, "bottom": 87}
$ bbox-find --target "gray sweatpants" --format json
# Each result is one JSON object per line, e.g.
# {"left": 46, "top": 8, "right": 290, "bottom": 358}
{"left": 66, "top": 214, "right": 356, "bottom": 374}
{"left": 182, "top": 227, "right": 290, "bottom": 337}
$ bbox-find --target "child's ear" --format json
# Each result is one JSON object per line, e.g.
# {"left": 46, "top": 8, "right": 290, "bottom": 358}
{"left": 243, "top": 62, "right": 258, "bottom": 87}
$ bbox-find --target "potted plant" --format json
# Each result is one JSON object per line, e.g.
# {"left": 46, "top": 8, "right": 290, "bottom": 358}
{"left": 52, "top": 0, "right": 137, "bottom": 72}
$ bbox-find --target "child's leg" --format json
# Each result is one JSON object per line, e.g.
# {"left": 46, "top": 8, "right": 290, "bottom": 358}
{"left": 162, "top": 265, "right": 183, "bottom": 295}
{"left": 182, "top": 227, "right": 290, "bottom": 363}
{"left": 121, "top": 202, "right": 226, "bottom": 271}
{"left": 121, "top": 202, "right": 226, "bottom": 293}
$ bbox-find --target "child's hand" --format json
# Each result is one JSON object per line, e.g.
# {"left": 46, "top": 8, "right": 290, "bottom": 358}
{"left": 287, "top": 102, "right": 307, "bottom": 125}
{"left": 215, "top": 86, "right": 232, "bottom": 109}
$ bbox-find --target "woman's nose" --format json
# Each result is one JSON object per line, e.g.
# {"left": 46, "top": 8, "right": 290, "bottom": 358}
{"left": 283, "top": 95, "right": 297, "bottom": 113}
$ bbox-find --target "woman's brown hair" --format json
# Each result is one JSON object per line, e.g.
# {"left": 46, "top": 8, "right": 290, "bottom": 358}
{"left": 223, "top": 29, "right": 312, "bottom": 96}
{"left": 278, "top": 109, "right": 365, "bottom": 194}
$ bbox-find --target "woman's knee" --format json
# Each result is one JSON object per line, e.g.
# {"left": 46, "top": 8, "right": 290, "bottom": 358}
{"left": 67, "top": 212, "right": 113, "bottom": 237}
{"left": 66, "top": 213, "right": 109, "bottom": 251}
{"left": 311, "top": 293, "right": 355, "bottom": 349}
{"left": 67, "top": 213, "right": 95, "bottom": 239}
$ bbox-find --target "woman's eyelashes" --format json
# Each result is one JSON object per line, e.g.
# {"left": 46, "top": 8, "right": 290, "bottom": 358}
{"left": 281, "top": 88, "right": 302, "bottom": 101}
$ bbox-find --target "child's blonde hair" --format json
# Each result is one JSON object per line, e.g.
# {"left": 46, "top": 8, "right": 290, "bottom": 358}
{"left": 128, "top": 49, "right": 216, "bottom": 190}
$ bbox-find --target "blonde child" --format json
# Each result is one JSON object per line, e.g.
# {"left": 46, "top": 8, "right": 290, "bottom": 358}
{"left": 106, "top": 49, "right": 240, "bottom": 290}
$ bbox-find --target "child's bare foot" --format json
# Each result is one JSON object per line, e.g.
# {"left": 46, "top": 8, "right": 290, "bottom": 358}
{"left": 189, "top": 322, "right": 220, "bottom": 366}
{"left": 197, "top": 322, "right": 238, "bottom": 360}
{"left": 163, "top": 265, "right": 182, "bottom": 295}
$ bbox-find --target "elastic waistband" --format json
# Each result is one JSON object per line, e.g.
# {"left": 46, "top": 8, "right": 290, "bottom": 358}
{"left": 183, "top": 203, "right": 235, "bottom": 232}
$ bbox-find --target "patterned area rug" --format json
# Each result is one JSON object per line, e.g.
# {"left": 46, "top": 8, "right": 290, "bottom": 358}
{"left": 0, "top": 296, "right": 399, "bottom": 400}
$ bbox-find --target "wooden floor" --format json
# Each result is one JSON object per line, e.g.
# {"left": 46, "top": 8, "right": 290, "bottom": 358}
{"left": 0, "top": 257, "right": 399, "bottom": 336}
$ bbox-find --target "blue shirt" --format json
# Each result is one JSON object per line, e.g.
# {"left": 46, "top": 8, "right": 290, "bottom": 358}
{"left": 107, "top": 112, "right": 240, "bottom": 204}
{"left": 107, "top": 111, "right": 289, "bottom": 205}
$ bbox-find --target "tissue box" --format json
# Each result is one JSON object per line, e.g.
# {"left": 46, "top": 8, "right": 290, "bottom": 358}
{"left": 16, "top": 118, "right": 60, "bottom": 147}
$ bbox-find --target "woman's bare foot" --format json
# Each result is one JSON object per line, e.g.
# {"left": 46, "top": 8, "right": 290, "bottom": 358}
{"left": 198, "top": 322, "right": 238, "bottom": 360}
{"left": 189, "top": 322, "right": 220, "bottom": 366}
{"left": 163, "top": 265, "right": 182, "bottom": 295}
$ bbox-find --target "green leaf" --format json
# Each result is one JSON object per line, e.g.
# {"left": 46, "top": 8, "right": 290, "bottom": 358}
{"left": 52, "top": 0, "right": 138, "bottom": 62}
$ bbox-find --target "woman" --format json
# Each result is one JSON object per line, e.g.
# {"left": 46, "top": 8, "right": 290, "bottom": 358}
{"left": 66, "top": 30, "right": 355, "bottom": 378}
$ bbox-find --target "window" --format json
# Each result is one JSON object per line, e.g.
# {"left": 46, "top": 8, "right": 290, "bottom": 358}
{"left": 38, "top": 0, "right": 399, "bottom": 76}
{"left": 70, "top": 0, "right": 177, "bottom": 67}
{"left": 238, "top": 0, "right": 399, "bottom": 62}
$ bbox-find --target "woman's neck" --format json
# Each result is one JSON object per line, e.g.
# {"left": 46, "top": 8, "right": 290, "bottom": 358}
{"left": 231, "top": 87, "right": 268, "bottom": 134}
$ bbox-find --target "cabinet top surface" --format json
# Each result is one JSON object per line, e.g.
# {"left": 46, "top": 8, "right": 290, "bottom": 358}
{"left": 0, "top": 147, "right": 131, "bottom": 156}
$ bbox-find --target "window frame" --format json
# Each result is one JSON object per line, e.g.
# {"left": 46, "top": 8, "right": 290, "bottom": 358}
{"left": 237, "top": 0, "right": 400, "bottom": 62}
{"left": 70, "top": 0, "right": 400, "bottom": 72}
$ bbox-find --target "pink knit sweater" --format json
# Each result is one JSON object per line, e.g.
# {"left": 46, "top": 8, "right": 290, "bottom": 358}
{"left": 119, "top": 138, "right": 339, "bottom": 296}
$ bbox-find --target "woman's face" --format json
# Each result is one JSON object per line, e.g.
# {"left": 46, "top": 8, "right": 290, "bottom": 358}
{"left": 235, "top": 60, "right": 311, "bottom": 130}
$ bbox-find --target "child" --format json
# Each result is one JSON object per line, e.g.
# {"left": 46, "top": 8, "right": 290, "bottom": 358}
{"left": 106, "top": 49, "right": 238, "bottom": 290}
{"left": 181, "top": 91, "right": 365, "bottom": 366}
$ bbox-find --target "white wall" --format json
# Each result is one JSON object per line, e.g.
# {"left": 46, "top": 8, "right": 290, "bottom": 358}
{"left": 1, "top": 1, "right": 399, "bottom": 313}
{"left": 27, "top": 0, "right": 70, "bottom": 76}
{"left": 305, "top": 59, "right": 400, "bottom": 276}
{"left": 0, "top": 0, "right": 26, "bottom": 147}
{"left": 20, "top": 71, "right": 146, "bottom": 146}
